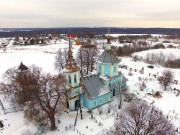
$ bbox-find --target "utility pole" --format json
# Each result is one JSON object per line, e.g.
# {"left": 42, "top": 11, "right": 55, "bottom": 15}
{"left": 74, "top": 103, "right": 79, "bottom": 126}
{"left": 74, "top": 91, "right": 83, "bottom": 126}
{"left": 118, "top": 76, "right": 123, "bottom": 109}
{"left": 79, "top": 93, "right": 83, "bottom": 120}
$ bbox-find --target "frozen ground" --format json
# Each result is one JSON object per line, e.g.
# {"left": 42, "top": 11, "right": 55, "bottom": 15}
{"left": 0, "top": 37, "right": 180, "bottom": 135}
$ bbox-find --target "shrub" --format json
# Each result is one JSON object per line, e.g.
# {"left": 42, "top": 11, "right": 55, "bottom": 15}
{"left": 132, "top": 55, "right": 139, "bottom": 62}
{"left": 137, "top": 41, "right": 147, "bottom": 46}
{"left": 167, "top": 45, "right": 175, "bottom": 48}
{"left": 165, "top": 59, "right": 180, "bottom": 68}
{"left": 152, "top": 43, "right": 165, "bottom": 49}
{"left": 114, "top": 100, "right": 176, "bottom": 135}
{"left": 163, "top": 40, "right": 170, "bottom": 43}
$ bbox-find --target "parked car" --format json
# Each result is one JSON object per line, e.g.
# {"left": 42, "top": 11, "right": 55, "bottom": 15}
{"left": 147, "top": 65, "right": 154, "bottom": 69}
{"left": 119, "top": 65, "right": 128, "bottom": 69}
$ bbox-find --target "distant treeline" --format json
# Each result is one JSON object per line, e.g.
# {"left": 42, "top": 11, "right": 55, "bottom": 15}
{"left": 1, "top": 27, "right": 180, "bottom": 37}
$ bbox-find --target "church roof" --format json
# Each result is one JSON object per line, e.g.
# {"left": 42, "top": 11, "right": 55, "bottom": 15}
{"left": 122, "top": 76, "right": 128, "bottom": 82}
{"left": 81, "top": 73, "right": 110, "bottom": 99}
{"left": 18, "top": 62, "right": 28, "bottom": 71}
{"left": 98, "top": 50, "right": 119, "bottom": 64}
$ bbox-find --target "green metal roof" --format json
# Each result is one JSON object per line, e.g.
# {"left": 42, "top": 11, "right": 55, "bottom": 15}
{"left": 98, "top": 50, "right": 119, "bottom": 64}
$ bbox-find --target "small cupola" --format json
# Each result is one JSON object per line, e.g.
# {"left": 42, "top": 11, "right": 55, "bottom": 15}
{"left": 18, "top": 62, "right": 28, "bottom": 71}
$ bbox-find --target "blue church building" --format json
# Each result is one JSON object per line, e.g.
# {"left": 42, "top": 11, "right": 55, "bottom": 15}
{"left": 64, "top": 36, "right": 128, "bottom": 111}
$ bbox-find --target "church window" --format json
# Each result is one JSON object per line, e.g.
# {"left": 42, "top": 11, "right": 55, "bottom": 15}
{"left": 105, "top": 66, "right": 110, "bottom": 74}
{"left": 114, "top": 67, "right": 116, "bottom": 72}
{"left": 69, "top": 76, "right": 71, "bottom": 84}
{"left": 94, "top": 101, "right": 97, "bottom": 107}
{"left": 74, "top": 74, "right": 77, "bottom": 83}
{"left": 105, "top": 96, "right": 108, "bottom": 102}
{"left": 75, "top": 90, "right": 78, "bottom": 95}
{"left": 99, "top": 98, "right": 102, "bottom": 104}
{"left": 99, "top": 65, "right": 101, "bottom": 73}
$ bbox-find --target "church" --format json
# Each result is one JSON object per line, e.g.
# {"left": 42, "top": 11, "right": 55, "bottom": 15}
{"left": 64, "top": 35, "right": 128, "bottom": 111}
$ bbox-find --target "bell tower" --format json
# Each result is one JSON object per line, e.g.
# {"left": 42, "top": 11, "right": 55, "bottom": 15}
{"left": 64, "top": 34, "right": 83, "bottom": 111}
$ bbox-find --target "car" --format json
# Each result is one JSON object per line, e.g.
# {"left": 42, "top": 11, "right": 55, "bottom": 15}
{"left": 147, "top": 65, "right": 154, "bottom": 69}
{"left": 118, "top": 65, "right": 128, "bottom": 69}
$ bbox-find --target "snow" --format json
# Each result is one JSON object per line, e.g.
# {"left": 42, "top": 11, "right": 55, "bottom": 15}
{"left": 0, "top": 111, "right": 37, "bottom": 135}
{"left": 0, "top": 35, "right": 180, "bottom": 134}
{"left": 106, "top": 34, "right": 163, "bottom": 37}
{"left": 133, "top": 48, "right": 180, "bottom": 60}
{"left": 0, "top": 52, "right": 57, "bottom": 81}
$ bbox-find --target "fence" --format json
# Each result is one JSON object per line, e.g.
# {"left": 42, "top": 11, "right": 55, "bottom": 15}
{"left": 119, "top": 66, "right": 179, "bottom": 84}
{"left": 0, "top": 99, "right": 23, "bottom": 115}
{"left": 65, "top": 123, "right": 75, "bottom": 131}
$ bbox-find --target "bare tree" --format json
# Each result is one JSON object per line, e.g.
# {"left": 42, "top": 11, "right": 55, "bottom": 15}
{"left": 0, "top": 65, "right": 41, "bottom": 105}
{"left": 0, "top": 65, "right": 66, "bottom": 130}
{"left": 132, "top": 55, "right": 138, "bottom": 62}
{"left": 55, "top": 48, "right": 68, "bottom": 71}
{"left": 76, "top": 47, "right": 84, "bottom": 76}
{"left": 86, "top": 38, "right": 92, "bottom": 45}
{"left": 24, "top": 73, "right": 66, "bottom": 130}
{"left": 113, "top": 100, "right": 176, "bottom": 135}
{"left": 158, "top": 70, "right": 174, "bottom": 90}
{"left": 89, "top": 46, "right": 98, "bottom": 72}
{"left": 76, "top": 45, "right": 99, "bottom": 75}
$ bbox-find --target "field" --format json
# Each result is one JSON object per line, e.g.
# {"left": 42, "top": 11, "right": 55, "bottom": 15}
{"left": 0, "top": 34, "right": 180, "bottom": 135}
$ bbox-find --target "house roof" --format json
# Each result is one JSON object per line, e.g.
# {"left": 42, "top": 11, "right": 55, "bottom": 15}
{"left": 18, "top": 62, "right": 28, "bottom": 71}
{"left": 98, "top": 50, "right": 119, "bottom": 64}
{"left": 81, "top": 73, "right": 110, "bottom": 99}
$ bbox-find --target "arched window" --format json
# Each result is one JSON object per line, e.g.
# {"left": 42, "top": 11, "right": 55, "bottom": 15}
{"left": 99, "top": 65, "right": 101, "bottom": 73}
{"left": 105, "top": 96, "right": 108, "bottom": 102}
{"left": 69, "top": 76, "right": 71, "bottom": 84}
{"left": 94, "top": 101, "right": 97, "bottom": 107}
{"left": 114, "top": 67, "right": 116, "bottom": 72}
{"left": 74, "top": 74, "right": 77, "bottom": 83}
{"left": 105, "top": 66, "right": 110, "bottom": 74}
{"left": 99, "top": 98, "right": 102, "bottom": 104}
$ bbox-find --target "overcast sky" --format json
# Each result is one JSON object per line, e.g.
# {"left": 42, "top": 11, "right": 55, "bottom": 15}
{"left": 1, "top": 0, "right": 180, "bottom": 28}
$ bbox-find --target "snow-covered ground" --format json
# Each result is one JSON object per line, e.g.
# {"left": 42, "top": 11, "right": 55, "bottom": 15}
{"left": 0, "top": 36, "right": 180, "bottom": 135}
{"left": 133, "top": 48, "right": 180, "bottom": 60}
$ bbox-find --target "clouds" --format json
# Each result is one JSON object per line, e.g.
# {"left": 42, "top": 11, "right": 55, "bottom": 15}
{"left": 0, "top": 0, "right": 180, "bottom": 28}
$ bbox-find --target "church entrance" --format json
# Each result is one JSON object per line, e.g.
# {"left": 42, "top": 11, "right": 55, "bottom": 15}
{"left": 113, "top": 89, "right": 116, "bottom": 96}
{"left": 66, "top": 100, "right": 69, "bottom": 109}
{"left": 75, "top": 100, "right": 79, "bottom": 110}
